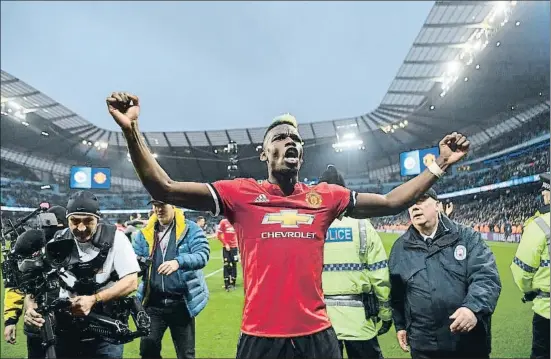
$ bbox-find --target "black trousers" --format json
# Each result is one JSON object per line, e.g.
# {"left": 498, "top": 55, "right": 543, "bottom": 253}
{"left": 236, "top": 326, "right": 341, "bottom": 359}
{"left": 54, "top": 336, "right": 123, "bottom": 359}
{"left": 410, "top": 348, "right": 489, "bottom": 359}
{"left": 338, "top": 338, "right": 384, "bottom": 359}
{"left": 26, "top": 335, "right": 46, "bottom": 359}
{"left": 140, "top": 303, "right": 196, "bottom": 359}
{"left": 223, "top": 247, "right": 239, "bottom": 288}
{"left": 531, "top": 313, "right": 550, "bottom": 359}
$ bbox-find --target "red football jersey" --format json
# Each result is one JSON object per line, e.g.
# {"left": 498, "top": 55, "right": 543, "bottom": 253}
{"left": 217, "top": 218, "right": 238, "bottom": 248}
{"left": 208, "top": 178, "right": 356, "bottom": 337}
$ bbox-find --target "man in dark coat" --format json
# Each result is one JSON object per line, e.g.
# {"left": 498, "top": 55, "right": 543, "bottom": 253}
{"left": 389, "top": 188, "right": 501, "bottom": 359}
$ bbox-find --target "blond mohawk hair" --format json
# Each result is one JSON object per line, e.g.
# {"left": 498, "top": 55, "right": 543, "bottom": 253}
{"left": 271, "top": 113, "right": 297, "bottom": 128}
{"left": 263, "top": 113, "right": 298, "bottom": 142}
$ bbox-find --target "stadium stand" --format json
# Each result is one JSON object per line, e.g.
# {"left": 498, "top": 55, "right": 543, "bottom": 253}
{"left": 2, "top": 117, "right": 547, "bottom": 242}
{"left": 0, "top": 2, "right": 548, "bottom": 240}
{"left": 1, "top": 1, "right": 549, "bottom": 358}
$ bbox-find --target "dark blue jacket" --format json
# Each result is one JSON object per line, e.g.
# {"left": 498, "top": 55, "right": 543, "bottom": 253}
{"left": 389, "top": 214, "right": 501, "bottom": 353}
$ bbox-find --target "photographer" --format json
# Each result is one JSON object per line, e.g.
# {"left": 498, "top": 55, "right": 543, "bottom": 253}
{"left": 4, "top": 205, "right": 68, "bottom": 358}
{"left": 24, "top": 191, "right": 140, "bottom": 358}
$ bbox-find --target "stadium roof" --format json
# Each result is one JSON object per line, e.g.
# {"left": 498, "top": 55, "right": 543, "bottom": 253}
{"left": 1, "top": 0, "right": 549, "bottom": 184}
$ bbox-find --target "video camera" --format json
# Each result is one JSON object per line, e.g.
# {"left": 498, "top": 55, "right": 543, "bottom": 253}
{"left": 1, "top": 203, "right": 59, "bottom": 288}
{"left": 1, "top": 204, "right": 151, "bottom": 358}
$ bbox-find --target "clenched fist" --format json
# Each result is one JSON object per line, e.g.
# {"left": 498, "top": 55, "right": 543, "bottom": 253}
{"left": 106, "top": 92, "right": 140, "bottom": 130}
{"left": 438, "top": 132, "right": 470, "bottom": 165}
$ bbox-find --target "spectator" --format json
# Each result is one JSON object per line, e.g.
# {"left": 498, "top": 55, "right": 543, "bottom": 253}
{"left": 133, "top": 199, "right": 210, "bottom": 359}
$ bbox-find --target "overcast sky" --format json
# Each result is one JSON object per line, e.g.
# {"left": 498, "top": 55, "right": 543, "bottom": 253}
{"left": 1, "top": 1, "right": 433, "bottom": 132}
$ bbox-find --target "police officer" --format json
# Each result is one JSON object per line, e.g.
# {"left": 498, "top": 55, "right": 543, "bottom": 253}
{"left": 24, "top": 191, "right": 140, "bottom": 358}
{"left": 389, "top": 188, "right": 501, "bottom": 359}
{"left": 3, "top": 205, "right": 68, "bottom": 358}
{"left": 511, "top": 173, "right": 550, "bottom": 359}
{"left": 320, "top": 166, "right": 391, "bottom": 359}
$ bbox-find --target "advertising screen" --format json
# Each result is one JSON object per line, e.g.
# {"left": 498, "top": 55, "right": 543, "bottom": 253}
{"left": 70, "top": 166, "right": 111, "bottom": 189}
{"left": 400, "top": 146, "right": 440, "bottom": 177}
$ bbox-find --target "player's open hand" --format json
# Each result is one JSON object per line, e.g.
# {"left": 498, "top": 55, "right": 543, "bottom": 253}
{"left": 106, "top": 92, "right": 140, "bottom": 131}
{"left": 439, "top": 132, "right": 470, "bottom": 165}
{"left": 449, "top": 307, "right": 477, "bottom": 333}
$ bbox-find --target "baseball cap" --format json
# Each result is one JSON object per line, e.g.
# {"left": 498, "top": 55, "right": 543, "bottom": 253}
{"left": 147, "top": 198, "right": 166, "bottom": 205}
{"left": 540, "top": 173, "right": 550, "bottom": 191}
{"left": 66, "top": 191, "right": 101, "bottom": 218}
{"left": 421, "top": 188, "right": 439, "bottom": 201}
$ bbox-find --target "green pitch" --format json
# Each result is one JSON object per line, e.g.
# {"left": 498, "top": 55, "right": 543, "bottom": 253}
{"left": 1, "top": 234, "right": 533, "bottom": 358}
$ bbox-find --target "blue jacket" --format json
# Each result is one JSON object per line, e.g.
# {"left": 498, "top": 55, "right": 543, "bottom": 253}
{"left": 133, "top": 208, "right": 209, "bottom": 317}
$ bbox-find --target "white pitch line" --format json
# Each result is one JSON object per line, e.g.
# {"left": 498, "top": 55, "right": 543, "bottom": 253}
{"left": 205, "top": 267, "right": 223, "bottom": 278}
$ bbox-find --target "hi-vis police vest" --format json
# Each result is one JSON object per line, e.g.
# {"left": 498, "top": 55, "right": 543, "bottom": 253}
{"left": 511, "top": 211, "right": 550, "bottom": 319}
{"left": 322, "top": 216, "right": 391, "bottom": 341}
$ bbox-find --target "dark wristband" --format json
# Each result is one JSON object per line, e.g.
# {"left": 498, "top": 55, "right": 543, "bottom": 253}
{"left": 5, "top": 317, "right": 18, "bottom": 326}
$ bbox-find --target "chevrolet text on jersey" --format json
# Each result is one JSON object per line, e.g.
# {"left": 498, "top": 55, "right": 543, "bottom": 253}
{"left": 261, "top": 231, "right": 316, "bottom": 239}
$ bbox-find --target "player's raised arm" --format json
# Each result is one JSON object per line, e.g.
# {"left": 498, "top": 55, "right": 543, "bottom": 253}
{"left": 350, "top": 132, "right": 470, "bottom": 218}
{"left": 106, "top": 92, "right": 215, "bottom": 212}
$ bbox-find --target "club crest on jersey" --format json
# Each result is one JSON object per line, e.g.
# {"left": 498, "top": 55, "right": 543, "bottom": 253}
{"left": 454, "top": 245, "right": 467, "bottom": 261}
{"left": 305, "top": 191, "right": 322, "bottom": 208}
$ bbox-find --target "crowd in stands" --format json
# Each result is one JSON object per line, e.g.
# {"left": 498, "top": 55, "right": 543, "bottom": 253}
{"left": 432, "top": 144, "right": 548, "bottom": 193}
{"left": 467, "top": 113, "right": 549, "bottom": 159}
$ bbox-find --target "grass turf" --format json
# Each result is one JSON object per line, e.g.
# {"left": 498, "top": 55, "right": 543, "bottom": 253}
{"left": 1, "top": 234, "right": 533, "bottom": 358}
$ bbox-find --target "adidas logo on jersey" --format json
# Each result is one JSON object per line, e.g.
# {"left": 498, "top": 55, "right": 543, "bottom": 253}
{"left": 254, "top": 194, "right": 269, "bottom": 203}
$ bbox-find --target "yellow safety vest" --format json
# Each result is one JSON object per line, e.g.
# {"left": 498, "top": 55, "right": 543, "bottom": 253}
{"left": 322, "top": 216, "right": 391, "bottom": 341}
{"left": 3, "top": 288, "right": 24, "bottom": 325}
{"left": 511, "top": 211, "right": 550, "bottom": 319}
